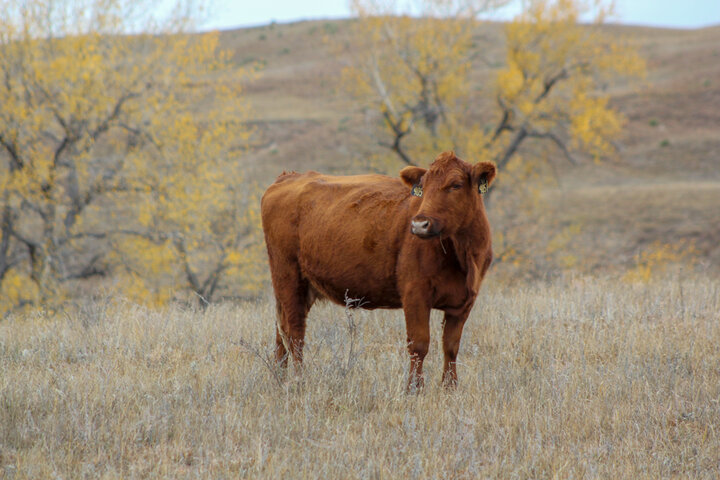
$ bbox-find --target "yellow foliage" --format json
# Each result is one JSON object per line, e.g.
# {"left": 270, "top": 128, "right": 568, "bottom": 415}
{"left": 115, "top": 272, "right": 175, "bottom": 308}
{"left": 0, "top": 0, "right": 264, "bottom": 312}
{"left": 496, "top": 0, "right": 646, "bottom": 164}
{"left": 343, "top": 1, "right": 478, "bottom": 168}
{"left": 110, "top": 55, "right": 264, "bottom": 304}
{"left": 623, "top": 241, "right": 697, "bottom": 284}
{"left": 0, "top": 270, "right": 39, "bottom": 316}
{"left": 346, "top": 0, "right": 645, "bottom": 182}
{"left": 546, "top": 223, "right": 582, "bottom": 254}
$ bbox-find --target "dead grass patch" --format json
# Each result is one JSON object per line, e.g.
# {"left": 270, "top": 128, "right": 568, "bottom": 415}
{"left": 2, "top": 276, "right": 719, "bottom": 478}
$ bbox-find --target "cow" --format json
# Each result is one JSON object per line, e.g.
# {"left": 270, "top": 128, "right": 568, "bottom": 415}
{"left": 260, "top": 151, "right": 496, "bottom": 390}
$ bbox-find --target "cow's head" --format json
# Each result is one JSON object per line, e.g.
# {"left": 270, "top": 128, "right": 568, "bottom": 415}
{"left": 400, "top": 151, "right": 496, "bottom": 239}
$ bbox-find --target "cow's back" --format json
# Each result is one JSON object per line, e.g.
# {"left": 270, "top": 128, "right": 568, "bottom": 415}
{"left": 261, "top": 172, "right": 412, "bottom": 308}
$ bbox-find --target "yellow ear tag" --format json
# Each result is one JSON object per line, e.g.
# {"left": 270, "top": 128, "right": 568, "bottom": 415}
{"left": 411, "top": 184, "right": 423, "bottom": 197}
{"left": 478, "top": 177, "right": 488, "bottom": 195}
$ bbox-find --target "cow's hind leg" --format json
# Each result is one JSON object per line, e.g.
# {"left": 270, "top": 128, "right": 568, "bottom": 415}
{"left": 274, "top": 302, "right": 290, "bottom": 367}
{"left": 270, "top": 259, "right": 314, "bottom": 367}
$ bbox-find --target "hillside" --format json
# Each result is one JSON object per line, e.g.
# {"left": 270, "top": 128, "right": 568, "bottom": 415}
{"left": 220, "top": 20, "right": 720, "bottom": 276}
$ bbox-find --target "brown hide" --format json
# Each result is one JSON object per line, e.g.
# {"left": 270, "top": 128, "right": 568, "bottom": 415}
{"left": 261, "top": 151, "right": 496, "bottom": 389}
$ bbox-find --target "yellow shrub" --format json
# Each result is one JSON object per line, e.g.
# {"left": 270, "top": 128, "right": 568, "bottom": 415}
{"left": 623, "top": 241, "right": 697, "bottom": 283}
{"left": 0, "top": 270, "right": 39, "bottom": 316}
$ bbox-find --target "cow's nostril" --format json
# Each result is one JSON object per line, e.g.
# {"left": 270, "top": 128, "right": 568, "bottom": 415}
{"left": 411, "top": 219, "right": 431, "bottom": 235}
{"left": 411, "top": 220, "right": 428, "bottom": 229}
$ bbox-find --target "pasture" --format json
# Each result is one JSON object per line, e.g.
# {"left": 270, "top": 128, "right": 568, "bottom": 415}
{"left": 2, "top": 11, "right": 720, "bottom": 479}
{"left": 2, "top": 275, "right": 719, "bottom": 478}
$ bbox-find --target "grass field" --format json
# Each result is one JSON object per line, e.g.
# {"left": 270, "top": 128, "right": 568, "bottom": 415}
{"left": 2, "top": 18, "right": 719, "bottom": 479}
{"left": 2, "top": 275, "right": 719, "bottom": 478}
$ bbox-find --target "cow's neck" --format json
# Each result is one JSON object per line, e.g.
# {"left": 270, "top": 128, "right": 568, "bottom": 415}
{"left": 449, "top": 215, "right": 491, "bottom": 307}
{"left": 450, "top": 216, "right": 489, "bottom": 267}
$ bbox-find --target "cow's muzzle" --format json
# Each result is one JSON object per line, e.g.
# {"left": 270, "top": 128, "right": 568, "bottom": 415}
{"left": 410, "top": 215, "right": 441, "bottom": 238}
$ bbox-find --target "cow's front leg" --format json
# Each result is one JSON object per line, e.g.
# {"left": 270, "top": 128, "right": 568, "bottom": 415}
{"left": 441, "top": 312, "right": 469, "bottom": 388}
{"left": 402, "top": 296, "right": 431, "bottom": 392}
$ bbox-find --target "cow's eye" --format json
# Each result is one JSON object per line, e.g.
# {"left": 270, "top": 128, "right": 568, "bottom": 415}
{"left": 449, "top": 183, "right": 463, "bottom": 191}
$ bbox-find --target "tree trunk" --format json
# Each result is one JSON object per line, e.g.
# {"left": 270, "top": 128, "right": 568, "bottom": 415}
{"left": 0, "top": 205, "right": 13, "bottom": 283}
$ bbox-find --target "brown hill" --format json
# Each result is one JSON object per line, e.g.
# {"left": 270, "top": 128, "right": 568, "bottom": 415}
{"left": 220, "top": 20, "right": 720, "bottom": 276}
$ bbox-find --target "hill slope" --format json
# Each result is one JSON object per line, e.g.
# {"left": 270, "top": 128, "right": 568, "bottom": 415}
{"left": 220, "top": 20, "right": 720, "bottom": 275}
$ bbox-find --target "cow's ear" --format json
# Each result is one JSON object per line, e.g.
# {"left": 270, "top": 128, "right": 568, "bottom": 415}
{"left": 399, "top": 166, "right": 427, "bottom": 188}
{"left": 471, "top": 162, "right": 497, "bottom": 194}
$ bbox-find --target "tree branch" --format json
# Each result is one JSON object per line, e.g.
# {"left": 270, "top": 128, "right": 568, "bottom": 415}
{"left": 200, "top": 259, "right": 227, "bottom": 304}
{"left": 61, "top": 254, "right": 106, "bottom": 280}
{"left": 174, "top": 237, "right": 202, "bottom": 295}
{"left": 526, "top": 130, "right": 577, "bottom": 165}
{"left": 0, "top": 205, "right": 14, "bottom": 283}
{"left": 0, "top": 134, "right": 23, "bottom": 170}
{"left": 535, "top": 68, "right": 568, "bottom": 104}
{"left": 90, "top": 91, "right": 140, "bottom": 141}
{"left": 491, "top": 94, "right": 513, "bottom": 142}
{"left": 59, "top": 228, "right": 161, "bottom": 245}
{"left": 379, "top": 109, "right": 415, "bottom": 165}
{"left": 495, "top": 126, "right": 528, "bottom": 171}
{"left": 9, "top": 226, "right": 41, "bottom": 250}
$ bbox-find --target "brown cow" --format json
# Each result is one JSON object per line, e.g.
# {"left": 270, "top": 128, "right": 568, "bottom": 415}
{"left": 261, "top": 151, "right": 496, "bottom": 389}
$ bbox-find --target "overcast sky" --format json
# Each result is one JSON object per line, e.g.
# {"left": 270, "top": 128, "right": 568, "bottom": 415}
{"left": 203, "top": 0, "right": 720, "bottom": 31}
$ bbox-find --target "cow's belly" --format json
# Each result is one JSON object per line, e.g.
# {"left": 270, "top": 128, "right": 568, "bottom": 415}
{"left": 298, "top": 236, "right": 402, "bottom": 309}
{"left": 292, "top": 179, "right": 410, "bottom": 309}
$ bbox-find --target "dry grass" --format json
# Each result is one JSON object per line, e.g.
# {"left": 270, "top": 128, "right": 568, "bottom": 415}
{"left": 2, "top": 275, "right": 719, "bottom": 478}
